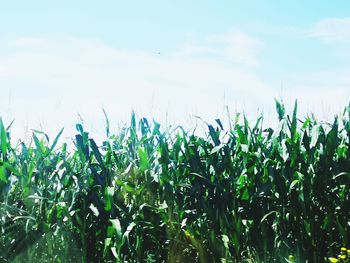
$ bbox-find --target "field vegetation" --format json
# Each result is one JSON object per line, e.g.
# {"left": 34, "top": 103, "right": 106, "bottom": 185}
{"left": 0, "top": 101, "right": 349, "bottom": 262}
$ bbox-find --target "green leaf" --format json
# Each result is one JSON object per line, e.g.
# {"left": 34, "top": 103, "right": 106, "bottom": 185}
{"left": 89, "top": 203, "right": 100, "bottom": 217}
{"left": 138, "top": 147, "right": 149, "bottom": 172}
{"left": 260, "top": 211, "right": 278, "bottom": 223}
{"left": 275, "top": 99, "right": 286, "bottom": 121}
{"left": 49, "top": 128, "right": 64, "bottom": 153}
{"left": 210, "top": 145, "right": 224, "bottom": 155}
{"left": 215, "top": 118, "right": 224, "bottom": 130}
{"left": 103, "top": 108, "right": 110, "bottom": 137}
{"left": 110, "top": 218, "right": 122, "bottom": 241}
{"left": 236, "top": 125, "right": 248, "bottom": 144}
{"left": 0, "top": 166, "right": 7, "bottom": 183}
{"left": 325, "top": 118, "right": 338, "bottom": 156}
{"left": 208, "top": 125, "right": 220, "bottom": 146}
{"left": 89, "top": 138, "right": 105, "bottom": 169}
{"left": 32, "top": 132, "right": 44, "bottom": 157}
{"left": 241, "top": 188, "right": 250, "bottom": 201}
{"left": 124, "top": 183, "right": 136, "bottom": 193}
{"left": 76, "top": 123, "right": 84, "bottom": 135}
{"left": 289, "top": 179, "right": 299, "bottom": 192}
{"left": 110, "top": 247, "right": 118, "bottom": 259}
{"left": 310, "top": 125, "right": 319, "bottom": 148}
{"left": 0, "top": 118, "right": 8, "bottom": 158}
{"left": 104, "top": 237, "right": 112, "bottom": 256}
{"left": 104, "top": 186, "right": 114, "bottom": 212}
{"left": 75, "top": 134, "right": 87, "bottom": 162}
{"left": 303, "top": 221, "right": 311, "bottom": 237}
{"left": 123, "top": 222, "right": 136, "bottom": 243}
{"left": 291, "top": 100, "right": 298, "bottom": 140}
{"left": 222, "top": 234, "right": 229, "bottom": 249}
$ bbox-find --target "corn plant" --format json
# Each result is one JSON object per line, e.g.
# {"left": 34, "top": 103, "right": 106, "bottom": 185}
{"left": 0, "top": 101, "right": 349, "bottom": 262}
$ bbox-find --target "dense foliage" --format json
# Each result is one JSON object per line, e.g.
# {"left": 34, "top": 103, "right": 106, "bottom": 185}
{"left": 0, "top": 101, "right": 349, "bottom": 262}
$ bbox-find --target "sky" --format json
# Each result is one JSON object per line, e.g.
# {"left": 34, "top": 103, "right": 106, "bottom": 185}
{"left": 0, "top": 1, "right": 350, "bottom": 141}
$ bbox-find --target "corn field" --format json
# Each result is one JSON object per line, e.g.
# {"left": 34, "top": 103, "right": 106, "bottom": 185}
{"left": 0, "top": 101, "right": 349, "bottom": 262}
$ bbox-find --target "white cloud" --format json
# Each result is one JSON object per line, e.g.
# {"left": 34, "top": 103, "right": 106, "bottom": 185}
{"left": 0, "top": 35, "right": 272, "bottom": 141}
{"left": 8, "top": 37, "right": 45, "bottom": 47}
{"left": 308, "top": 17, "right": 350, "bottom": 43}
{"left": 174, "top": 31, "right": 264, "bottom": 67}
{"left": 0, "top": 34, "right": 349, "bottom": 143}
{"left": 211, "top": 31, "right": 264, "bottom": 67}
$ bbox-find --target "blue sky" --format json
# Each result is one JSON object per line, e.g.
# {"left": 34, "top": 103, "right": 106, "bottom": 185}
{"left": 0, "top": 1, "right": 350, "bottom": 140}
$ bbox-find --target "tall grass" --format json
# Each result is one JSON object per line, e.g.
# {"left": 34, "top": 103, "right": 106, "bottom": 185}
{"left": 0, "top": 101, "right": 349, "bottom": 262}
